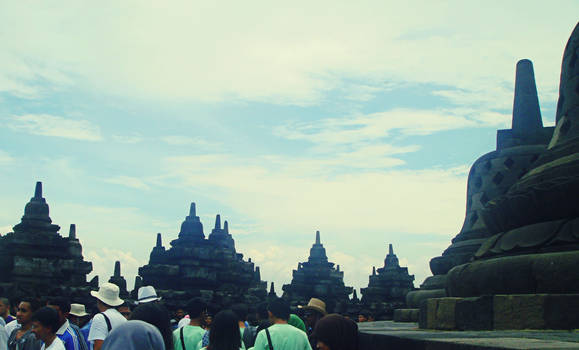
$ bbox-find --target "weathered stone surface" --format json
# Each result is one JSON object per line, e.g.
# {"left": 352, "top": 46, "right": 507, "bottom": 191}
{"left": 493, "top": 294, "right": 547, "bottom": 330}
{"left": 393, "top": 309, "right": 419, "bottom": 322}
{"left": 455, "top": 296, "right": 493, "bottom": 331}
{"left": 282, "top": 231, "right": 352, "bottom": 313}
{"left": 0, "top": 182, "right": 93, "bottom": 303}
{"left": 138, "top": 203, "right": 267, "bottom": 309}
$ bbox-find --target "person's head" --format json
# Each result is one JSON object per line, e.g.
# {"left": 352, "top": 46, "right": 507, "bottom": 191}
{"left": 0, "top": 297, "right": 11, "bottom": 318}
{"left": 230, "top": 303, "right": 248, "bottom": 325}
{"left": 17, "top": 298, "right": 41, "bottom": 326}
{"left": 185, "top": 298, "right": 206, "bottom": 321}
{"left": 68, "top": 303, "right": 90, "bottom": 327}
{"left": 267, "top": 298, "right": 290, "bottom": 322}
{"left": 31, "top": 307, "right": 60, "bottom": 342}
{"left": 130, "top": 302, "right": 173, "bottom": 350}
{"left": 118, "top": 301, "right": 132, "bottom": 320}
{"left": 208, "top": 310, "right": 241, "bottom": 350}
{"left": 90, "top": 283, "right": 124, "bottom": 312}
{"left": 301, "top": 298, "right": 327, "bottom": 329}
{"left": 256, "top": 302, "right": 269, "bottom": 322}
{"left": 101, "top": 320, "right": 164, "bottom": 350}
{"left": 357, "top": 310, "right": 371, "bottom": 323}
{"left": 313, "top": 314, "right": 358, "bottom": 350}
{"left": 174, "top": 308, "right": 185, "bottom": 321}
{"left": 47, "top": 297, "right": 71, "bottom": 326}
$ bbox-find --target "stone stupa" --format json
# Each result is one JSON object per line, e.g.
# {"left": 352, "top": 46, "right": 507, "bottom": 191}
{"left": 0, "top": 182, "right": 94, "bottom": 301}
{"left": 282, "top": 231, "right": 353, "bottom": 313}
{"left": 108, "top": 261, "right": 129, "bottom": 300}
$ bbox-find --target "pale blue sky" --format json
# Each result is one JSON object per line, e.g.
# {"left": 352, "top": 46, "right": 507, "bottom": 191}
{"left": 0, "top": 1, "right": 577, "bottom": 293}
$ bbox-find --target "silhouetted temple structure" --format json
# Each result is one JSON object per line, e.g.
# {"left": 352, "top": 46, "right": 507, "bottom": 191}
{"left": 0, "top": 182, "right": 94, "bottom": 301}
{"left": 361, "top": 244, "right": 414, "bottom": 305}
{"left": 138, "top": 203, "right": 267, "bottom": 309}
{"left": 407, "top": 58, "right": 555, "bottom": 309}
{"left": 108, "top": 261, "right": 129, "bottom": 299}
{"left": 282, "top": 231, "right": 353, "bottom": 313}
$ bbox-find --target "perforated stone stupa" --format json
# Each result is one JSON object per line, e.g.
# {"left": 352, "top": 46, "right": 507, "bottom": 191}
{"left": 138, "top": 203, "right": 267, "bottom": 309}
{"left": 108, "top": 261, "right": 129, "bottom": 299}
{"left": 282, "top": 231, "right": 353, "bottom": 312}
{"left": 0, "top": 182, "right": 94, "bottom": 301}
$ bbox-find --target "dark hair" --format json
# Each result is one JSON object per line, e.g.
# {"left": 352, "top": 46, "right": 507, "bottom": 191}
{"left": 20, "top": 297, "right": 41, "bottom": 313}
{"left": 185, "top": 298, "right": 206, "bottom": 319}
{"left": 0, "top": 297, "right": 10, "bottom": 306}
{"left": 47, "top": 297, "right": 71, "bottom": 314}
{"left": 131, "top": 303, "right": 173, "bottom": 350}
{"left": 32, "top": 307, "right": 60, "bottom": 333}
{"left": 208, "top": 310, "right": 241, "bottom": 350}
{"left": 256, "top": 302, "right": 268, "bottom": 320}
{"left": 230, "top": 303, "right": 248, "bottom": 323}
{"left": 267, "top": 298, "right": 290, "bottom": 321}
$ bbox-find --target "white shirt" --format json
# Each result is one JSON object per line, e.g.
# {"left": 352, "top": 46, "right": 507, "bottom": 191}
{"left": 0, "top": 318, "right": 7, "bottom": 350}
{"left": 87, "top": 308, "right": 127, "bottom": 342}
{"left": 41, "top": 337, "right": 66, "bottom": 350}
{"left": 177, "top": 316, "right": 190, "bottom": 328}
{"left": 4, "top": 320, "right": 20, "bottom": 336}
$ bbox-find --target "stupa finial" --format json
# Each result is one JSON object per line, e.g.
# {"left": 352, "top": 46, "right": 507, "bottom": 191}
{"left": 69, "top": 224, "right": 76, "bottom": 239}
{"left": 512, "top": 59, "right": 543, "bottom": 135}
{"left": 156, "top": 233, "right": 162, "bottom": 247}
{"left": 114, "top": 261, "right": 121, "bottom": 277}
{"left": 389, "top": 243, "right": 394, "bottom": 255}
{"left": 269, "top": 282, "right": 276, "bottom": 295}
{"left": 189, "top": 202, "right": 196, "bottom": 216}
{"left": 372, "top": 266, "right": 376, "bottom": 275}
{"left": 224, "top": 220, "right": 229, "bottom": 234}
{"left": 315, "top": 230, "right": 321, "bottom": 244}
{"left": 34, "top": 181, "right": 42, "bottom": 199}
{"left": 215, "top": 214, "right": 221, "bottom": 230}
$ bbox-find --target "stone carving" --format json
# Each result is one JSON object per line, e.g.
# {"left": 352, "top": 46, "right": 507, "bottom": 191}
{"left": 0, "top": 182, "right": 93, "bottom": 302}
{"left": 138, "top": 203, "right": 267, "bottom": 309}
{"left": 406, "top": 58, "right": 555, "bottom": 307}
{"left": 282, "top": 231, "right": 353, "bottom": 313}
{"left": 108, "top": 261, "right": 129, "bottom": 299}
{"left": 447, "top": 23, "right": 579, "bottom": 296}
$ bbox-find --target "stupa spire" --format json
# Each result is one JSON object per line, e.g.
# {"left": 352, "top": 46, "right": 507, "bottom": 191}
{"left": 114, "top": 261, "right": 121, "bottom": 277}
{"left": 214, "top": 215, "right": 221, "bottom": 230}
{"left": 34, "top": 182, "right": 42, "bottom": 199}
{"left": 269, "top": 282, "right": 276, "bottom": 296}
{"left": 512, "top": 59, "right": 543, "bottom": 135}
{"left": 389, "top": 243, "right": 393, "bottom": 255}
{"left": 69, "top": 224, "right": 76, "bottom": 239}
{"left": 224, "top": 220, "right": 229, "bottom": 234}
{"left": 372, "top": 266, "right": 376, "bottom": 275}
{"left": 315, "top": 230, "right": 321, "bottom": 244}
{"left": 189, "top": 203, "right": 196, "bottom": 217}
{"left": 156, "top": 233, "right": 162, "bottom": 247}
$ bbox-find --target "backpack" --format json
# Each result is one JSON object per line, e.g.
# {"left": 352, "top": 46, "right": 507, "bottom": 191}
{"left": 242, "top": 326, "right": 258, "bottom": 348}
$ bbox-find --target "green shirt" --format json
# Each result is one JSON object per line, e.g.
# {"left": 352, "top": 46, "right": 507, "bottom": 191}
{"left": 287, "top": 315, "right": 307, "bottom": 333}
{"left": 250, "top": 324, "right": 311, "bottom": 350}
{"left": 173, "top": 325, "right": 206, "bottom": 350}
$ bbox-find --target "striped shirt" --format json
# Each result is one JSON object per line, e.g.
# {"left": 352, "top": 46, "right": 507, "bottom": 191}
{"left": 56, "top": 320, "right": 81, "bottom": 350}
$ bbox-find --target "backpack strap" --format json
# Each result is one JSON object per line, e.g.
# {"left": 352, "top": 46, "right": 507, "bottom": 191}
{"left": 180, "top": 327, "right": 187, "bottom": 350}
{"left": 265, "top": 328, "right": 274, "bottom": 350}
{"left": 99, "top": 313, "right": 112, "bottom": 333}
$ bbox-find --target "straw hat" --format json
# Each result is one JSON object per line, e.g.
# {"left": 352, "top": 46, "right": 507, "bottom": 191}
{"left": 298, "top": 298, "right": 327, "bottom": 315}
{"left": 90, "top": 283, "right": 124, "bottom": 307}
{"left": 137, "top": 286, "right": 162, "bottom": 304}
{"left": 69, "top": 304, "right": 89, "bottom": 317}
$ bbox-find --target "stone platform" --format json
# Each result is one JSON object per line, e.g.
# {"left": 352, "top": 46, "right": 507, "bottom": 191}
{"left": 359, "top": 321, "right": 579, "bottom": 350}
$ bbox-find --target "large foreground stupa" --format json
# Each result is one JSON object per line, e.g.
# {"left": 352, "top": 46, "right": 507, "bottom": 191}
{"left": 0, "top": 182, "right": 94, "bottom": 302}
{"left": 138, "top": 203, "right": 267, "bottom": 309}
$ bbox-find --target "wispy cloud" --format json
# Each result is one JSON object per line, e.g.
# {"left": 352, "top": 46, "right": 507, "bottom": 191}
{"left": 6, "top": 114, "right": 102, "bottom": 141}
{"left": 160, "top": 135, "right": 220, "bottom": 149}
{"left": 104, "top": 176, "right": 150, "bottom": 190}
{"left": 112, "top": 133, "right": 143, "bottom": 144}
{"left": 0, "top": 150, "right": 14, "bottom": 165}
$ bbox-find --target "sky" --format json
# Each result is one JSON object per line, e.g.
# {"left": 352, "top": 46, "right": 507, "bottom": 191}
{"left": 0, "top": 1, "right": 577, "bottom": 296}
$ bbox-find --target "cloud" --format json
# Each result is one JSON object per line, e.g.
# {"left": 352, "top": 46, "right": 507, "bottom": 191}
{"left": 0, "top": 2, "right": 575, "bottom": 106}
{"left": 160, "top": 135, "right": 220, "bottom": 149}
{"left": 103, "top": 176, "right": 150, "bottom": 190}
{"left": 112, "top": 133, "right": 143, "bottom": 144}
{"left": 0, "top": 150, "right": 14, "bottom": 165}
{"left": 6, "top": 114, "right": 102, "bottom": 141}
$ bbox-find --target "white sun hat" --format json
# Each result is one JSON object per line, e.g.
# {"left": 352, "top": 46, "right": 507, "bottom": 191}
{"left": 90, "top": 283, "right": 124, "bottom": 307}
{"left": 70, "top": 304, "right": 89, "bottom": 317}
{"left": 137, "top": 286, "right": 162, "bottom": 304}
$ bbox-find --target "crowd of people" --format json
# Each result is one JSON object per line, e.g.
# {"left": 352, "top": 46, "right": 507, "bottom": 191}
{"left": 0, "top": 283, "right": 361, "bottom": 350}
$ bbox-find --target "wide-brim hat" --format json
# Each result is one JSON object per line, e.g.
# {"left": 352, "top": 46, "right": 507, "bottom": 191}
{"left": 298, "top": 298, "right": 327, "bottom": 315}
{"left": 91, "top": 282, "right": 124, "bottom": 307}
{"left": 70, "top": 304, "right": 89, "bottom": 317}
{"left": 137, "top": 286, "right": 162, "bottom": 304}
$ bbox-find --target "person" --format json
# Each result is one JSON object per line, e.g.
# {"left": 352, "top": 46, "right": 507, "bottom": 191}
{"left": 172, "top": 299, "right": 206, "bottom": 350}
{"left": 1, "top": 316, "right": 8, "bottom": 350}
{"left": 101, "top": 320, "right": 164, "bottom": 350}
{"left": 8, "top": 298, "right": 42, "bottom": 350}
{"left": 254, "top": 303, "right": 269, "bottom": 335}
{"left": 68, "top": 304, "right": 90, "bottom": 350}
{"left": 356, "top": 310, "right": 371, "bottom": 323}
{"left": 287, "top": 314, "right": 306, "bottom": 333}
{"left": 30, "top": 307, "right": 65, "bottom": 350}
{"left": 87, "top": 283, "right": 127, "bottom": 350}
{"left": 231, "top": 304, "right": 258, "bottom": 349}
{"left": 117, "top": 302, "right": 132, "bottom": 320}
{"left": 312, "top": 314, "right": 358, "bottom": 350}
{"left": 130, "top": 301, "right": 173, "bottom": 350}
{"left": 204, "top": 310, "right": 240, "bottom": 350}
{"left": 0, "top": 298, "right": 16, "bottom": 324}
{"left": 251, "top": 298, "right": 311, "bottom": 350}
{"left": 136, "top": 286, "right": 162, "bottom": 304}
{"left": 298, "top": 298, "right": 326, "bottom": 350}
{"left": 46, "top": 298, "right": 84, "bottom": 350}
